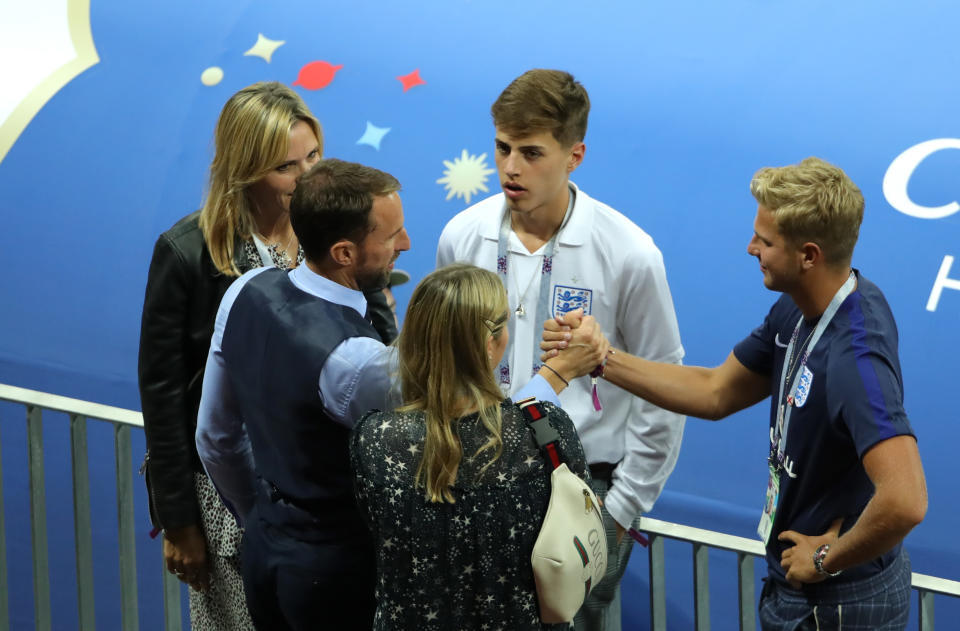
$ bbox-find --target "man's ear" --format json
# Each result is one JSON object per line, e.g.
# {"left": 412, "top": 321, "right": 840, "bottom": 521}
{"left": 329, "top": 239, "right": 357, "bottom": 267}
{"left": 800, "top": 242, "right": 822, "bottom": 270}
{"left": 567, "top": 141, "right": 586, "bottom": 174}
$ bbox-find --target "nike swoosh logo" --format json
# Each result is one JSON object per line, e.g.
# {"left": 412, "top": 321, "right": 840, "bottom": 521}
{"left": 775, "top": 333, "right": 789, "bottom": 348}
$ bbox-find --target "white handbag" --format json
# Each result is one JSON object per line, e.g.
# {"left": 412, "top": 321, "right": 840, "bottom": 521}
{"left": 517, "top": 397, "right": 607, "bottom": 624}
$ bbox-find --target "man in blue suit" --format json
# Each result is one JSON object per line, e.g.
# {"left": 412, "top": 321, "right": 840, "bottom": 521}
{"left": 196, "top": 159, "right": 409, "bottom": 630}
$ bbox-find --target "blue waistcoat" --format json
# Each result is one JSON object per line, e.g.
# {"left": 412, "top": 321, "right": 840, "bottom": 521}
{"left": 220, "top": 268, "right": 379, "bottom": 541}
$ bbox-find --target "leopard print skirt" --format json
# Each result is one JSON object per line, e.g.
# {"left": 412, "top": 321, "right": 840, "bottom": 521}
{"left": 190, "top": 473, "right": 254, "bottom": 631}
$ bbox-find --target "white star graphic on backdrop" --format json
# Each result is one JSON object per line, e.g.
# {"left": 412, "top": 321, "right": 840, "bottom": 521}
{"left": 243, "top": 33, "right": 285, "bottom": 63}
{"left": 436, "top": 149, "right": 495, "bottom": 204}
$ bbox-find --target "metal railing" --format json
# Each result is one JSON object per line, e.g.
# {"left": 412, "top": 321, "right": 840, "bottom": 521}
{"left": 0, "top": 383, "right": 182, "bottom": 631}
{"left": 1, "top": 382, "right": 958, "bottom": 630}
{"left": 639, "top": 515, "right": 960, "bottom": 630}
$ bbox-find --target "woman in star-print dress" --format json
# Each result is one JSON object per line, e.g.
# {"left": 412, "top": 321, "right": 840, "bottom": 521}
{"left": 350, "top": 263, "right": 596, "bottom": 630}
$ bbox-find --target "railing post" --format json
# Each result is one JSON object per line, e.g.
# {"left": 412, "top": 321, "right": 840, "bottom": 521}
{"left": 648, "top": 533, "right": 666, "bottom": 631}
{"left": 0, "top": 419, "right": 10, "bottom": 631}
{"left": 162, "top": 550, "right": 183, "bottom": 631}
{"left": 918, "top": 589, "right": 934, "bottom": 631}
{"left": 26, "top": 405, "right": 51, "bottom": 631}
{"left": 737, "top": 552, "right": 756, "bottom": 631}
{"left": 693, "top": 543, "right": 710, "bottom": 630}
{"left": 115, "top": 424, "right": 139, "bottom": 631}
{"left": 70, "top": 414, "right": 96, "bottom": 629}
{"left": 9, "top": 385, "right": 960, "bottom": 631}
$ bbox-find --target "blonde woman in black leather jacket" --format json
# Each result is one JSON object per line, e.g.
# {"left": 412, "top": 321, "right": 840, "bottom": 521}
{"left": 139, "top": 82, "right": 393, "bottom": 630}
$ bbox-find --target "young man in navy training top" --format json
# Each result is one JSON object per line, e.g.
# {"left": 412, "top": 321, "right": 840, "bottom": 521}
{"left": 544, "top": 157, "right": 927, "bottom": 630}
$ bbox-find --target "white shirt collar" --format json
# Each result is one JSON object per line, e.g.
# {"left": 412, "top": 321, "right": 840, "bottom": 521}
{"left": 288, "top": 265, "right": 368, "bottom": 318}
{"left": 479, "top": 181, "right": 592, "bottom": 246}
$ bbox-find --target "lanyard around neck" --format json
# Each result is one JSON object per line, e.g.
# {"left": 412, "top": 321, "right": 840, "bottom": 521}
{"left": 772, "top": 271, "right": 857, "bottom": 466}
{"left": 494, "top": 188, "right": 574, "bottom": 386}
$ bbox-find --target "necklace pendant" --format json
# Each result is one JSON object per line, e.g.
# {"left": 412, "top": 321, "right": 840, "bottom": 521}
{"left": 515, "top": 303, "right": 525, "bottom": 317}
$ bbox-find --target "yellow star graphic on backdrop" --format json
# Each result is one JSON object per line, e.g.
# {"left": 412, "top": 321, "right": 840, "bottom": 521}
{"left": 243, "top": 34, "right": 285, "bottom": 63}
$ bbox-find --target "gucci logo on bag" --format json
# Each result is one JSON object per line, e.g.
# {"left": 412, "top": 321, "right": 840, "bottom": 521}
{"left": 588, "top": 528, "right": 605, "bottom": 568}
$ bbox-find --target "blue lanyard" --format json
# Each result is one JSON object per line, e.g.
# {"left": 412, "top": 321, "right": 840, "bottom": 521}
{"left": 494, "top": 189, "right": 574, "bottom": 386}
{"left": 771, "top": 271, "right": 856, "bottom": 471}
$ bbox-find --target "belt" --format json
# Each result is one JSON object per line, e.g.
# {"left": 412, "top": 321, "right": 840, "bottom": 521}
{"left": 588, "top": 462, "right": 617, "bottom": 481}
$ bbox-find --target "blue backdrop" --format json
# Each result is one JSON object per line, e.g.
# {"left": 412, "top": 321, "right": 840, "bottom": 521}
{"left": 1, "top": 1, "right": 957, "bottom": 628}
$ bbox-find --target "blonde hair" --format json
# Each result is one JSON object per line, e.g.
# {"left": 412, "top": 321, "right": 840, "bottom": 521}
{"left": 198, "top": 82, "right": 323, "bottom": 276}
{"left": 750, "top": 157, "right": 864, "bottom": 267}
{"left": 397, "top": 264, "right": 509, "bottom": 503}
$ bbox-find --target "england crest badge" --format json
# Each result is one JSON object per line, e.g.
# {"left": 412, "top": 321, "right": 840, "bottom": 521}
{"left": 793, "top": 366, "right": 814, "bottom": 408}
{"left": 553, "top": 285, "right": 593, "bottom": 316}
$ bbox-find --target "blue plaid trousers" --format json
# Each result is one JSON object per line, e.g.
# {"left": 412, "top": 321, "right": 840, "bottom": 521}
{"left": 759, "top": 548, "right": 911, "bottom": 630}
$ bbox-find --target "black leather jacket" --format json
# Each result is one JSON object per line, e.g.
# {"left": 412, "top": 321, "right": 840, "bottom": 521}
{"left": 138, "top": 211, "right": 397, "bottom": 530}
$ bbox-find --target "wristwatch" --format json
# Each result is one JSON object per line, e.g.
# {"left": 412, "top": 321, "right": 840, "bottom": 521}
{"left": 813, "top": 543, "right": 843, "bottom": 577}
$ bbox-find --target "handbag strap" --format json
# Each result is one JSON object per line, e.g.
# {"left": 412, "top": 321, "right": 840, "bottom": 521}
{"left": 516, "top": 397, "right": 563, "bottom": 470}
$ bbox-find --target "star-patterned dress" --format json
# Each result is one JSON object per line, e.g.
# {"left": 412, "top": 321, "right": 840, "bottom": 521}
{"left": 350, "top": 399, "right": 588, "bottom": 631}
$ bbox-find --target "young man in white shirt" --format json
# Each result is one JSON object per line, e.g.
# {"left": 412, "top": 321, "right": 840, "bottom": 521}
{"left": 436, "top": 69, "right": 686, "bottom": 631}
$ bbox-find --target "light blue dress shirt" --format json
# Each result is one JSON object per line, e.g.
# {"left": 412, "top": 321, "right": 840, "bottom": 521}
{"left": 195, "top": 264, "right": 559, "bottom": 522}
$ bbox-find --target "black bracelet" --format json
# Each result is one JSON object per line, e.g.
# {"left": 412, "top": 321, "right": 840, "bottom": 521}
{"left": 541, "top": 363, "right": 570, "bottom": 387}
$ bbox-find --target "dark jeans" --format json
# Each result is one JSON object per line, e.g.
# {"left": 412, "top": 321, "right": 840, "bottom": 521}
{"left": 758, "top": 548, "right": 911, "bottom": 631}
{"left": 241, "top": 505, "right": 376, "bottom": 631}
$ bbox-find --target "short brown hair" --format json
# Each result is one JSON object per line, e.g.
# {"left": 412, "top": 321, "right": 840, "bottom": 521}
{"left": 290, "top": 158, "right": 400, "bottom": 263}
{"left": 491, "top": 69, "right": 590, "bottom": 146}
{"left": 750, "top": 157, "right": 864, "bottom": 267}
